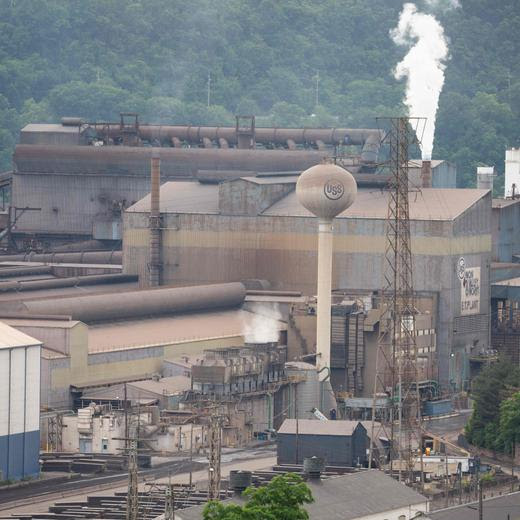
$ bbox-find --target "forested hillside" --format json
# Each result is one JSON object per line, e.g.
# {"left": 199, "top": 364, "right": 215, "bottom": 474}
{"left": 0, "top": 0, "right": 518, "bottom": 188}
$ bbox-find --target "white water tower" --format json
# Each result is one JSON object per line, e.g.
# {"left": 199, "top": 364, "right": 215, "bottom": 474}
{"left": 296, "top": 162, "right": 357, "bottom": 380}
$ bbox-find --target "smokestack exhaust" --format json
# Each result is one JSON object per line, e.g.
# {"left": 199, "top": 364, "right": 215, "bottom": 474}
{"left": 421, "top": 160, "right": 432, "bottom": 188}
{"left": 149, "top": 151, "right": 161, "bottom": 287}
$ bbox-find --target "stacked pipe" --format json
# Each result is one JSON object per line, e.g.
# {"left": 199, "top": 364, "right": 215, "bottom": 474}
{"left": 149, "top": 152, "right": 161, "bottom": 287}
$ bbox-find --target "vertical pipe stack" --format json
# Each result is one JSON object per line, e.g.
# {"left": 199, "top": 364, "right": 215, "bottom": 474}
{"left": 421, "top": 160, "right": 432, "bottom": 188}
{"left": 149, "top": 152, "right": 161, "bottom": 286}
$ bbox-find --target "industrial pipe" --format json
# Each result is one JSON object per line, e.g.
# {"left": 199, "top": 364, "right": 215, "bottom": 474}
{"left": 0, "top": 250, "right": 122, "bottom": 264}
{"left": 16, "top": 282, "right": 246, "bottom": 322}
{"left": 0, "top": 273, "right": 137, "bottom": 293}
{"left": 0, "top": 265, "right": 53, "bottom": 278}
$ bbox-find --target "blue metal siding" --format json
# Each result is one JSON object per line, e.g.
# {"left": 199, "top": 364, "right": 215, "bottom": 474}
{"left": 0, "top": 430, "right": 40, "bottom": 480}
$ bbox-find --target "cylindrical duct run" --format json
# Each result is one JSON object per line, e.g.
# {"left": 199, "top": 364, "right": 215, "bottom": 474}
{"left": 0, "top": 251, "right": 122, "bottom": 264}
{"left": 420, "top": 160, "right": 432, "bottom": 188}
{"left": 476, "top": 166, "right": 494, "bottom": 191}
{"left": 149, "top": 152, "right": 161, "bottom": 287}
{"left": 15, "top": 282, "right": 246, "bottom": 322}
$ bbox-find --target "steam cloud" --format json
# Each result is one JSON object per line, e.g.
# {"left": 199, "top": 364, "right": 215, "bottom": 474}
{"left": 391, "top": 3, "right": 450, "bottom": 159}
{"left": 243, "top": 303, "right": 282, "bottom": 343}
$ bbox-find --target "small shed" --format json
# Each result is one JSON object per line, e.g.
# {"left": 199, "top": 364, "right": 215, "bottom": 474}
{"left": 277, "top": 419, "right": 368, "bottom": 467}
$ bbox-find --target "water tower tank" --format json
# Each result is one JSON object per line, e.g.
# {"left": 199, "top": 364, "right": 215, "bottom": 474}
{"left": 296, "top": 162, "right": 357, "bottom": 220}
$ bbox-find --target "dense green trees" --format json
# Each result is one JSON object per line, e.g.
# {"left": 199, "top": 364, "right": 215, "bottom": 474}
{"left": 0, "top": 0, "right": 518, "bottom": 187}
{"left": 465, "top": 361, "right": 520, "bottom": 452}
{"left": 203, "top": 473, "right": 313, "bottom": 520}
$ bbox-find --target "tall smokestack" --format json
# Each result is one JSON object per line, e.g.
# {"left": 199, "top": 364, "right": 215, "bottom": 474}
{"left": 421, "top": 160, "right": 432, "bottom": 188}
{"left": 149, "top": 151, "right": 161, "bottom": 287}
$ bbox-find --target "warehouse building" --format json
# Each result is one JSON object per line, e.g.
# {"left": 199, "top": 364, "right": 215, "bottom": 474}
{"left": 277, "top": 419, "right": 369, "bottom": 467}
{"left": 123, "top": 177, "right": 492, "bottom": 388}
{"left": 0, "top": 322, "right": 42, "bottom": 481}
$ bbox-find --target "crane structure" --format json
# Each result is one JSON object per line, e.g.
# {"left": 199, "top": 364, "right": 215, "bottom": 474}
{"left": 369, "top": 117, "right": 425, "bottom": 485}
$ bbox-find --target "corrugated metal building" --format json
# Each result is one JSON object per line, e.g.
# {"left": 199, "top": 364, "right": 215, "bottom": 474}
{"left": 123, "top": 179, "right": 492, "bottom": 387}
{"left": 277, "top": 419, "right": 369, "bottom": 467}
{"left": 0, "top": 323, "right": 42, "bottom": 481}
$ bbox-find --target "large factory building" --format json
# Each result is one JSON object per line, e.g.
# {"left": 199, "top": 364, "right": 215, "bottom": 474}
{"left": 123, "top": 177, "right": 491, "bottom": 388}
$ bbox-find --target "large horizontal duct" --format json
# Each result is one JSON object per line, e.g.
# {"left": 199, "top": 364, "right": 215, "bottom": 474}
{"left": 13, "top": 282, "right": 246, "bottom": 322}
{"left": 0, "top": 250, "right": 122, "bottom": 264}
{"left": 0, "top": 273, "right": 137, "bottom": 293}
{"left": 94, "top": 123, "right": 382, "bottom": 150}
{"left": 14, "top": 145, "right": 339, "bottom": 177}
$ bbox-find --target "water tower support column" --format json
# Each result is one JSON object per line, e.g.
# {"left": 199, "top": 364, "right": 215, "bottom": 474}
{"left": 317, "top": 218, "right": 333, "bottom": 379}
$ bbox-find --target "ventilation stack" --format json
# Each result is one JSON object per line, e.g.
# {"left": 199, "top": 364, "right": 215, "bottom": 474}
{"left": 420, "top": 160, "right": 432, "bottom": 188}
{"left": 476, "top": 166, "right": 495, "bottom": 192}
{"left": 149, "top": 151, "right": 161, "bottom": 286}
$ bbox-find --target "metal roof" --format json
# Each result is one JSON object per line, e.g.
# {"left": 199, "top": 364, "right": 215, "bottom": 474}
{"left": 277, "top": 419, "right": 365, "bottom": 436}
{"left": 21, "top": 123, "right": 81, "bottom": 134}
{"left": 239, "top": 176, "right": 297, "bottom": 185}
{"left": 127, "top": 181, "right": 487, "bottom": 221}
{"left": 88, "top": 309, "right": 286, "bottom": 353}
{"left": 176, "top": 470, "right": 428, "bottom": 520}
{"left": 492, "top": 197, "right": 520, "bottom": 208}
{"left": 0, "top": 321, "right": 42, "bottom": 349}
{"left": 263, "top": 188, "right": 489, "bottom": 221}
{"left": 427, "top": 491, "right": 520, "bottom": 520}
{"left": 126, "top": 181, "right": 219, "bottom": 213}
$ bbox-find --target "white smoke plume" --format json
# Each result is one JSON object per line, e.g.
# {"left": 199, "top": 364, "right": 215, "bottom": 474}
{"left": 424, "top": 0, "right": 460, "bottom": 10}
{"left": 391, "top": 3, "right": 450, "bottom": 159}
{"left": 243, "top": 303, "right": 282, "bottom": 344}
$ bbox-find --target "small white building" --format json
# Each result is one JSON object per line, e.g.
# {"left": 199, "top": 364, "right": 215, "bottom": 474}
{"left": 505, "top": 148, "right": 520, "bottom": 197}
{"left": 0, "top": 322, "right": 41, "bottom": 481}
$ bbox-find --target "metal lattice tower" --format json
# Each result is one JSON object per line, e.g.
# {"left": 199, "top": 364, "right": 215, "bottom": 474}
{"left": 126, "top": 439, "right": 139, "bottom": 520}
{"left": 207, "top": 412, "right": 222, "bottom": 501}
{"left": 164, "top": 480, "right": 175, "bottom": 520}
{"left": 369, "top": 117, "right": 424, "bottom": 485}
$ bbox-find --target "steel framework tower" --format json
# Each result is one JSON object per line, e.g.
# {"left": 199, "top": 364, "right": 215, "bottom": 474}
{"left": 208, "top": 412, "right": 222, "bottom": 500}
{"left": 369, "top": 117, "right": 425, "bottom": 485}
{"left": 126, "top": 439, "right": 139, "bottom": 520}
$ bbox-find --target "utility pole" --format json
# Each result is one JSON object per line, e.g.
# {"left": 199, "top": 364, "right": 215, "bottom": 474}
{"left": 369, "top": 117, "right": 425, "bottom": 488}
{"left": 207, "top": 72, "right": 211, "bottom": 108}
{"left": 295, "top": 383, "right": 299, "bottom": 465}
{"left": 126, "top": 439, "right": 139, "bottom": 520}
{"left": 445, "top": 453, "right": 449, "bottom": 508}
{"left": 512, "top": 439, "right": 516, "bottom": 492}
{"left": 315, "top": 71, "right": 320, "bottom": 107}
{"left": 124, "top": 382, "right": 128, "bottom": 449}
{"left": 189, "top": 423, "right": 194, "bottom": 489}
{"left": 478, "top": 478, "right": 483, "bottom": 520}
{"left": 164, "top": 474, "right": 175, "bottom": 520}
{"left": 208, "top": 411, "right": 222, "bottom": 501}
